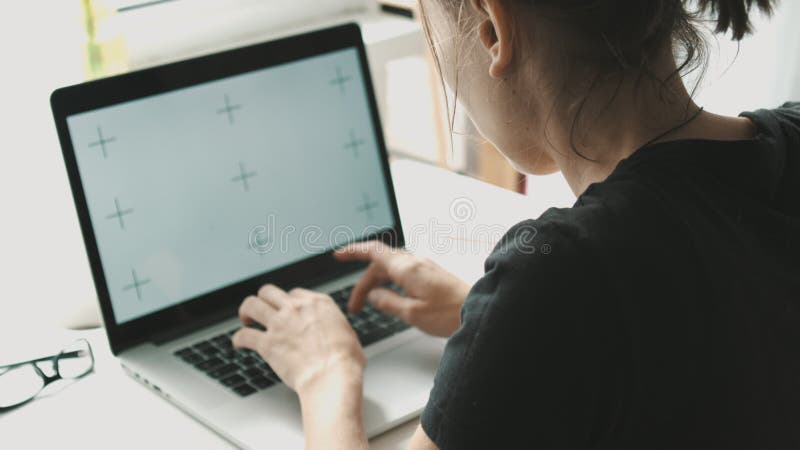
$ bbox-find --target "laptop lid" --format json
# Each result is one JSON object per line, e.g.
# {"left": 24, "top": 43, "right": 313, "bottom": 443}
{"left": 51, "top": 23, "right": 404, "bottom": 355}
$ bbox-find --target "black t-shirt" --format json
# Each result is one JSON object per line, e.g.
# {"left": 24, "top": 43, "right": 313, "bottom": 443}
{"left": 421, "top": 103, "right": 800, "bottom": 450}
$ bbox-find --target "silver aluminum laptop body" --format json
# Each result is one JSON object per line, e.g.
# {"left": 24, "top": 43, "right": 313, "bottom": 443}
{"left": 51, "top": 23, "right": 444, "bottom": 449}
{"left": 121, "top": 270, "right": 445, "bottom": 449}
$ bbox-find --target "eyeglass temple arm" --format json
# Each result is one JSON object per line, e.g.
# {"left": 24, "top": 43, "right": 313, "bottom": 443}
{"left": 0, "top": 350, "right": 87, "bottom": 370}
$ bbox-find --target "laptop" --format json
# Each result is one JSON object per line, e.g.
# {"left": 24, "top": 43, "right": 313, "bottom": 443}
{"left": 51, "top": 23, "right": 445, "bottom": 449}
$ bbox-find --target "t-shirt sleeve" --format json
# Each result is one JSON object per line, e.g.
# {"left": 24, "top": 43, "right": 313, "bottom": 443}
{"left": 420, "top": 217, "right": 629, "bottom": 450}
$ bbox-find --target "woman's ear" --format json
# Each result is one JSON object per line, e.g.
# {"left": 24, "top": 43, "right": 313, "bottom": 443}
{"left": 470, "top": 0, "right": 514, "bottom": 78}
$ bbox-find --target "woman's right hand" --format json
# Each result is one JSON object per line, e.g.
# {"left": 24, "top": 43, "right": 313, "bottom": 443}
{"left": 334, "top": 241, "right": 471, "bottom": 338}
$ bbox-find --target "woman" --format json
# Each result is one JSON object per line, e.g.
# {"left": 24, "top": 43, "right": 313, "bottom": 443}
{"left": 233, "top": 0, "right": 799, "bottom": 448}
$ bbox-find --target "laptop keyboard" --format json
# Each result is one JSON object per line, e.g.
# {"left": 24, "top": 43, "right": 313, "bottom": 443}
{"left": 173, "top": 283, "right": 410, "bottom": 396}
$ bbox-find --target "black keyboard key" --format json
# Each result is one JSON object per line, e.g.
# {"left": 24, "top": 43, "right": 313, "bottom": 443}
{"left": 243, "top": 368, "right": 264, "bottom": 378}
{"left": 369, "top": 312, "right": 387, "bottom": 322}
{"left": 381, "top": 318, "right": 398, "bottom": 328}
{"left": 221, "top": 374, "right": 246, "bottom": 387}
{"left": 198, "top": 346, "right": 220, "bottom": 356}
{"left": 391, "top": 320, "right": 410, "bottom": 333}
{"left": 174, "top": 347, "right": 194, "bottom": 357}
{"left": 251, "top": 376, "right": 275, "bottom": 389}
{"left": 181, "top": 353, "right": 205, "bottom": 365}
{"left": 265, "top": 372, "right": 280, "bottom": 383}
{"left": 207, "top": 363, "right": 238, "bottom": 379}
{"left": 257, "top": 361, "right": 277, "bottom": 376}
{"left": 195, "top": 357, "right": 225, "bottom": 372}
{"left": 233, "top": 383, "right": 257, "bottom": 397}
{"left": 234, "top": 362, "right": 251, "bottom": 372}
{"left": 194, "top": 341, "right": 214, "bottom": 351}
{"left": 358, "top": 321, "right": 378, "bottom": 334}
{"left": 358, "top": 333, "right": 377, "bottom": 347}
{"left": 213, "top": 338, "right": 233, "bottom": 350}
{"left": 219, "top": 349, "right": 238, "bottom": 360}
{"left": 330, "top": 286, "right": 348, "bottom": 299}
{"left": 361, "top": 311, "right": 380, "bottom": 321}
{"left": 257, "top": 363, "right": 280, "bottom": 380}
{"left": 241, "top": 356, "right": 259, "bottom": 367}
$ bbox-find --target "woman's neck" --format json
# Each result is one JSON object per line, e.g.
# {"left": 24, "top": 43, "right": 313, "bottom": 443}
{"left": 539, "top": 65, "right": 755, "bottom": 196}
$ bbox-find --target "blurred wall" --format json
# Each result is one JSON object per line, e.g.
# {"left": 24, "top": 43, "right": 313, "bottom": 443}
{"left": 694, "top": 0, "right": 800, "bottom": 114}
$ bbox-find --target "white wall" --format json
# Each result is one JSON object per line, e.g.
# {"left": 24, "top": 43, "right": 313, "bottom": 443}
{"left": 0, "top": 3, "right": 88, "bottom": 329}
{"left": 694, "top": 0, "right": 800, "bottom": 114}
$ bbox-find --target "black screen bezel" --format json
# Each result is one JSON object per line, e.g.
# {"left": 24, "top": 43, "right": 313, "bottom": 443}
{"left": 51, "top": 23, "right": 404, "bottom": 355}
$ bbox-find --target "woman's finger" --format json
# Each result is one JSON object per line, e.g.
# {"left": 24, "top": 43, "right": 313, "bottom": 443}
{"left": 333, "top": 240, "right": 392, "bottom": 263}
{"left": 258, "top": 284, "right": 290, "bottom": 309}
{"left": 239, "top": 295, "right": 277, "bottom": 327}
{"left": 348, "top": 262, "right": 388, "bottom": 313}
{"left": 288, "top": 287, "right": 316, "bottom": 297}
{"left": 367, "top": 287, "right": 417, "bottom": 322}
{"left": 232, "top": 327, "right": 267, "bottom": 352}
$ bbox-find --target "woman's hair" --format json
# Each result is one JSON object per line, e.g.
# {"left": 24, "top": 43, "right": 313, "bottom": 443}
{"left": 700, "top": 0, "right": 776, "bottom": 39}
{"left": 420, "top": 0, "right": 777, "bottom": 159}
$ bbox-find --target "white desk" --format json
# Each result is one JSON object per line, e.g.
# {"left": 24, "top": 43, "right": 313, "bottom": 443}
{"left": 0, "top": 159, "right": 551, "bottom": 449}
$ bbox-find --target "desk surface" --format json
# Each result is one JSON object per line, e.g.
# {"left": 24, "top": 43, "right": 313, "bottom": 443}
{"left": 0, "top": 159, "right": 551, "bottom": 449}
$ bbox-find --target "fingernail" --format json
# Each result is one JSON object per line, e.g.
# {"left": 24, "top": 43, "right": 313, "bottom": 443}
{"left": 367, "top": 291, "right": 378, "bottom": 303}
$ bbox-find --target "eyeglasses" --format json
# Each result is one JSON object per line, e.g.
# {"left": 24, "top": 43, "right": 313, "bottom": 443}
{"left": 0, "top": 339, "right": 95, "bottom": 411}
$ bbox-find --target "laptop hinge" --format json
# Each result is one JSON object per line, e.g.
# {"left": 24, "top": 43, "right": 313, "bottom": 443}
{"left": 150, "top": 307, "right": 237, "bottom": 346}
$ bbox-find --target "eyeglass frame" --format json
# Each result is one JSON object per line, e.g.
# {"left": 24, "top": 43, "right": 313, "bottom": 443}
{"left": 0, "top": 338, "right": 95, "bottom": 411}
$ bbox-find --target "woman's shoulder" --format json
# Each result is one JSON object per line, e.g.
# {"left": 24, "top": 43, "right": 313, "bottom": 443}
{"left": 424, "top": 203, "right": 631, "bottom": 448}
{"left": 744, "top": 101, "right": 800, "bottom": 125}
{"left": 474, "top": 183, "right": 665, "bottom": 314}
{"left": 472, "top": 203, "right": 623, "bottom": 317}
{"left": 486, "top": 189, "right": 643, "bottom": 271}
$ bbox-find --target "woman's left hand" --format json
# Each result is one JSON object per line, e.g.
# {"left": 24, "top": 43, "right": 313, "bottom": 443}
{"left": 232, "top": 284, "right": 365, "bottom": 395}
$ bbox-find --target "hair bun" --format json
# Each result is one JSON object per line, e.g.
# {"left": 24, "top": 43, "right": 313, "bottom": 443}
{"left": 695, "top": 0, "right": 776, "bottom": 40}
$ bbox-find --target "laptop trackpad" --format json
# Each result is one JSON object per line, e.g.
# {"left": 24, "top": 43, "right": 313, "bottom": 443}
{"left": 363, "top": 335, "right": 445, "bottom": 437}
{"left": 214, "top": 335, "right": 444, "bottom": 448}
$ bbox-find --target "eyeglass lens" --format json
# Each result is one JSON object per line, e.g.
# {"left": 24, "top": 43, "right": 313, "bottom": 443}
{"left": 0, "top": 365, "right": 45, "bottom": 409}
{"left": 56, "top": 339, "right": 94, "bottom": 379}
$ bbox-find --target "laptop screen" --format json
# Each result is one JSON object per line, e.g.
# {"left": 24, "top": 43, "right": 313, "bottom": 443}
{"left": 65, "top": 47, "right": 395, "bottom": 324}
